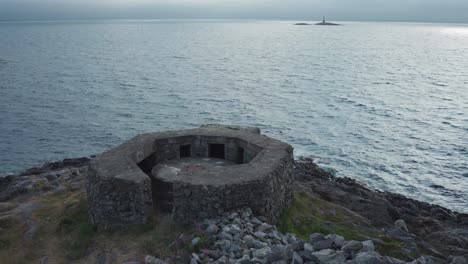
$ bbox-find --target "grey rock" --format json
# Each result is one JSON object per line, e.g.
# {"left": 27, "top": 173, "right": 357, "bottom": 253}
{"left": 53, "top": 185, "right": 68, "bottom": 194}
{"left": 242, "top": 208, "right": 253, "bottom": 218}
{"left": 312, "top": 239, "right": 333, "bottom": 251}
{"left": 233, "top": 218, "right": 242, "bottom": 226}
{"left": 301, "top": 243, "right": 316, "bottom": 260}
{"left": 311, "top": 249, "right": 345, "bottom": 264}
{"left": 244, "top": 235, "right": 268, "bottom": 249}
{"left": 341, "top": 240, "right": 363, "bottom": 254}
{"left": 269, "top": 230, "right": 283, "bottom": 241}
{"left": 253, "top": 247, "right": 272, "bottom": 259}
{"left": 254, "top": 231, "right": 267, "bottom": 239}
{"left": 236, "top": 255, "right": 251, "bottom": 264}
{"left": 269, "top": 245, "right": 287, "bottom": 262}
{"left": 214, "top": 256, "right": 229, "bottom": 264}
{"left": 292, "top": 252, "right": 304, "bottom": 264}
{"left": 144, "top": 256, "right": 167, "bottom": 264}
{"left": 189, "top": 258, "right": 198, "bottom": 264}
{"left": 361, "top": 240, "right": 375, "bottom": 252}
{"left": 214, "top": 239, "right": 232, "bottom": 252}
{"left": 285, "top": 233, "right": 298, "bottom": 244}
{"left": 309, "top": 233, "right": 325, "bottom": 244}
{"left": 385, "top": 227, "right": 413, "bottom": 241}
{"left": 252, "top": 257, "right": 268, "bottom": 264}
{"left": 394, "top": 219, "right": 409, "bottom": 232}
{"left": 229, "top": 244, "right": 242, "bottom": 253}
{"left": 191, "top": 253, "right": 201, "bottom": 262}
{"left": 218, "top": 231, "right": 233, "bottom": 241}
{"left": 303, "top": 243, "right": 314, "bottom": 255}
{"left": 382, "top": 256, "right": 405, "bottom": 264}
{"left": 257, "top": 223, "right": 274, "bottom": 232}
{"left": 450, "top": 256, "right": 467, "bottom": 264}
{"left": 352, "top": 251, "right": 384, "bottom": 264}
{"left": 272, "top": 261, "right": 288, "bottom": 264}
{"left": 252, "top": 217, "right": 263, "bottom": 225}
{"left": 228, "top": 224, "right": 241, "bottom": 235}
{"left": 325, "top": 234, "right": 345, "bottom": 248}
{"left": 408, "top": 256, "right": 435, "bottom": 264}
{"left": 284, "top": 244, "right": 296, "bottom": 260}
{"left": 40, "top": 256, "right": 48, "bottom": 264}
{"left": 206, "top": 224, "right": 220, "bottom": 234}
{"left": 192, "top": 237, "right": 201, "bottom": 247}
{"left": 229, "top": 212, "right": 239, "bottom": 220}
{"left": 290, "top": 240, "right": 305, "bottom": 252}
{"left": 233, "top": 233, "right": 241, "bottom": 241}
{"left": 43, "top": 173, "right": 57, "bottom": 182}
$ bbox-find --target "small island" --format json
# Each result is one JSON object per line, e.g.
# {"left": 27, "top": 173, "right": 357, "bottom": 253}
{"left": 295, "top": 17, "right": 341, "bottom": 26}
{"left": 316, "top": 16, "right": 340, "bottom": 26}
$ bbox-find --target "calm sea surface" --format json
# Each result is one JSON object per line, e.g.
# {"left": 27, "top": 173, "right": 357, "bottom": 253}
{"left": 0, "top": 20, "right": 467, "bottom": 212}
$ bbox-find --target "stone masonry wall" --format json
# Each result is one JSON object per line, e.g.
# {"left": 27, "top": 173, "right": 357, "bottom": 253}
{"left": 87, "top": 166, "right": 153, "bottom": 230}
{"left": 170, "top": 150, "right": 294, "bottom": 224}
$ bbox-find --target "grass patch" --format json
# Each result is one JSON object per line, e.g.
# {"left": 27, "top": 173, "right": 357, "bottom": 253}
{"left": 0, "top": 187, "right": 210, "bottom": 263}
{"left": 0, "top": 214, "right": 32, "bottom": 263}
{"left": 55, "top": 197, "right": 95, "bottom": 259}
{"left": 0, "top": 217, "right": 19, "bottom": 250}
{"left": 278, "top": 191, "right": 410, "bottom": 259}
{"left": 278, "top": 191, "right": 372, "bottom": 240}
{"left": 30, "top": 190, "right": 96, "bottom": 261}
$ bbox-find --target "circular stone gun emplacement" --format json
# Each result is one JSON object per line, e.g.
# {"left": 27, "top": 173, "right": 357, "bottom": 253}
{"left": 87, "top": 125, "right": 294, "bottom": 229}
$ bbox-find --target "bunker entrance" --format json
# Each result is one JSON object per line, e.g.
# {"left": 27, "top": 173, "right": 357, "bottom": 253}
{"left": 137, "top": 153, "right": 174, "bottom": 213}
{"left": 179, "top": 144, "right": 191, "bottom": 158}
{"left": 209, "top": 143, "right": 225, "bottom": 159}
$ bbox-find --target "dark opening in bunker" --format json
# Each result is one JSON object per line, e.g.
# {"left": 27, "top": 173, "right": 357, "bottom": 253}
{"left": 179, "top": 144, "right": 191, "bottom": 158}
{"left": 237, "top": 147, "right": 245, "bottom": 164}
{"left": 209, "top": 143, "right": 225, "bottom": 159}
{"left": 153, "top": 178, "right": 174, "bottom": 213}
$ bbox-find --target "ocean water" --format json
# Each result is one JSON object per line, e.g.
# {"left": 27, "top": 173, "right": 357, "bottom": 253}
{"left": 0, "top": 20, "right": 467, "bottom": 212}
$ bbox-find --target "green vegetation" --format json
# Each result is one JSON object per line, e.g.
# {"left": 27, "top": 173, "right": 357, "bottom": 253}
{"left": 0, "top": 216, "right": 25, "bottom": 263}
{"left": 0, "top": 217, "right": 18, "bottom": 250}
{"left": 278, "top": 191, "right": 412, "bottom": 260}
{"left": 0, "top": 190, "right": 202, "bottom": 263}
{"left": 278, "top": 191, "right": 373, "bottom": 240}
{"left": 55, "top": 197, "right": 95, "bottom": 259}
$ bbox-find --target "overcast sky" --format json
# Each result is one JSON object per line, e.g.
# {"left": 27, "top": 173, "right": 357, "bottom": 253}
{"left": 1, "top": 0, "right": 467, "bottom": 23}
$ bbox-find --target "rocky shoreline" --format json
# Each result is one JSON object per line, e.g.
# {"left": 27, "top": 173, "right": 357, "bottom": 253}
{"left": 0, "top": 157, "right": 467, "bottom": 263}
{"left": 294, "top": 158, "right": 468, "bottom": 261}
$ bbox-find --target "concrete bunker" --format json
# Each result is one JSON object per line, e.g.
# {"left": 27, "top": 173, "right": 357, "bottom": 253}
{"left": 87, "top": 125, "right": 294, "bottom": 229}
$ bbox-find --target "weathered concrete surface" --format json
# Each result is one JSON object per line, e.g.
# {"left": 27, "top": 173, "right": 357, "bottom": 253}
{"left": 87, "top": 125, "right": 294, "bottom": 229}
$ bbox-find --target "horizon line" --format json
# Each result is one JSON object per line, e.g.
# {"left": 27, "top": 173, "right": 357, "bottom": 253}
{"left": 1, "top": 18, "right": 468, "bottom": 25}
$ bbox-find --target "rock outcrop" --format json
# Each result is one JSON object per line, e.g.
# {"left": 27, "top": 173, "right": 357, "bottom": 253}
{"left": 0, "top": 157, "right": 90, "bottom": 201}
{"left": 295, "top": 157, "right": 468, "bottom": 260}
